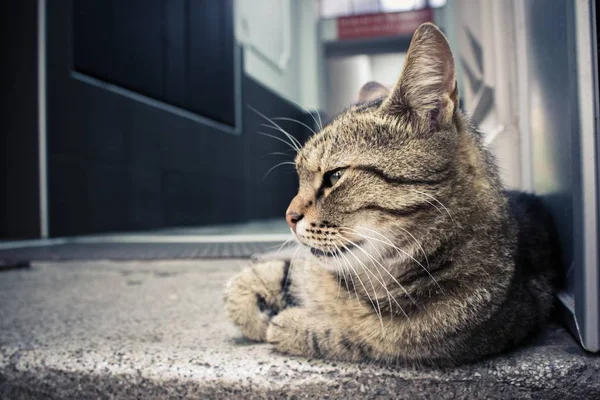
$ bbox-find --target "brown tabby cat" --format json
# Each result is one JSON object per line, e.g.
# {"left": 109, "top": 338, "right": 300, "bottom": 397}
{"left": 224, "top": 23, "right": 559, "bottom": 366}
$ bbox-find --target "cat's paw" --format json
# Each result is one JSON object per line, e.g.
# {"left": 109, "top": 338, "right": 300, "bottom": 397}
{"left": 266, "top": 308, "right": 313, "bottom": 357}
{"left": 224, "top": 261, "right": 288, "bottom": 341}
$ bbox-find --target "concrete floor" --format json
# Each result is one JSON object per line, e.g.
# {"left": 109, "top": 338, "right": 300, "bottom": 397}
{"left": 1, "top": 260, "right": 599, "bottom": 399}
{"left": 155, "top": 219, "right": 290, "bottom": 235}
{"left": 0, "top": 219, "right": 290, "bottom": 244}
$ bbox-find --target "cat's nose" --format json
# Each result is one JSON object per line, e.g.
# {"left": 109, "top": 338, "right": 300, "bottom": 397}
{"left": 286, "top": 211, "right": 303, "bottom": 232}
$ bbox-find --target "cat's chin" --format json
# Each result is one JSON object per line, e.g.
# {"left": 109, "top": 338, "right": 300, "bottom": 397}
{"left": 307, "top": 247, "right": 343, "bottom": 273}
{"left": 308, "top": 239, "right": 364, "bottom": 259}
{"left": 308, "top": 253, "right": 342, "bottom": 273}
{"left": 309, "top": 247, "right": 338, "bottom": 258}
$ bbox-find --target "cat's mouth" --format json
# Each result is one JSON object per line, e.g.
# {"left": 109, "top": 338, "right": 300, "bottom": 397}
{"left": 309, "top": 240, "right": 363, "bottom": 258}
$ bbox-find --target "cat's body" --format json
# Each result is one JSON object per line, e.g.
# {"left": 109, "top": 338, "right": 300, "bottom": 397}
{"left": 224, "top": 23, "right": 559, "bottom": 366}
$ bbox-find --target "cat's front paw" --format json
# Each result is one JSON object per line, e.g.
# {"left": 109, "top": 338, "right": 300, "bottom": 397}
{"left": 224, "top": 261, "right": 288, "bottom": 341}
{"left": 266, "top": 308, "right": 313, "bottom": 357}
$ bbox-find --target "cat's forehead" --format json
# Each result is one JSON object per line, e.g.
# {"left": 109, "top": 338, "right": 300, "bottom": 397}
{"left": 295, "top": 136, "right": 326, "bottom": 173}
{"left": 296, "top": 117, "right": 351, "bottom": 172}
{"left": 296, "top": 108, "right": 405, "bottom": 171}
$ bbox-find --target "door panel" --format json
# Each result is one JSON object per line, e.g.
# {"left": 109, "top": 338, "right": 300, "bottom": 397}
{"left": 0, "top": 0, "right": 41, "bottom": 238}
{"left": 47, "top": 1, "right": 312, "bottom": 236}
{"left": 188, "top": 0, "right": 236, "bottom": 125}
{"left": 71, "top": 0, "right": 236, "bottom": 126}
{"left": 164, "top": 0, "right": 187, "bottom": 107}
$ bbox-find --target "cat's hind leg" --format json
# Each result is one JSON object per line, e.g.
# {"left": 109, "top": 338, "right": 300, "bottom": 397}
{"left": 224, "top": 260, "right": 296, "bottom": 341}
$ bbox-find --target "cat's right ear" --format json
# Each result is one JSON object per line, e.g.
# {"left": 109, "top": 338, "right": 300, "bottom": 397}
{"left": 358, "top": 81, "right": 390, "bottom": 104}
{"left": 381, "top": 23, "right": 458, "bottom": 133}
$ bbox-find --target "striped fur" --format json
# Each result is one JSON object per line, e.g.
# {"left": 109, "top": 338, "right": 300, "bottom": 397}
{"left": 224, "top": 23, "right": 559, "bottom": 366}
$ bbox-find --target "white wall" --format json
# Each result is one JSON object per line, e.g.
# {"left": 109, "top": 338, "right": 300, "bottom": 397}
{"left": 326, "top": 53, "right": 405, "bottom": 117}
{"left": 370, "top": 53, "right": 406, "bottom": 88}
{"left": 326, "top": 55, "right": 372, "bottom": 117}
{"left": 298, "top": 0, "right": 325, "bottom": 111}
{"left": 234, "top": 0, "right": 323, "bottom": 111}
{"left": 451, "top": 0, "right": 523, "bottom": 189}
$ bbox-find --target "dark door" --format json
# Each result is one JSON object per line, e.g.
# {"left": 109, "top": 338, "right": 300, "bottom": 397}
{"left": 46, "top": 1, "right": 311, "bottom": 237}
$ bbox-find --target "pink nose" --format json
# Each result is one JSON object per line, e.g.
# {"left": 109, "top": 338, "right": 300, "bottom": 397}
{"left": 286, "top": 211, "right": 303, "bottom": 232}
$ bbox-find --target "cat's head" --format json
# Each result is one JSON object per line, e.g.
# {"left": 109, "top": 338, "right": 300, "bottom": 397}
{"left": 286, "top": 23, "right": 466, "bottom": 268}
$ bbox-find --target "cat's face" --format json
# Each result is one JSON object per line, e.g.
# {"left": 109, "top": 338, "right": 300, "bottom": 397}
{"left": 286, "top": 23, "right": 460, "bottom": 270}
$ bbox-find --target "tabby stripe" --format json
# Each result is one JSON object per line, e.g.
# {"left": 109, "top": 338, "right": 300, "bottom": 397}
{"left": 340, "top": 336, "right": 354, "bottom": 352}
{"left": 354, "top": 165, "right": 449, "bottom": 186}
{"left": 353, "top": 203, "right": 431, "bottom": 217}
{"left": 394, "top": 245, "right": 452, "bottom": 287}
{"left": 281, "top": 261, "right": 299, "bottom": 307}
{"left": 357, "top": 341, "right": 373, "bottom": 360}
{"left": 397, "top": 260, "right": 452, "bottom": 290}
{"left": 281, "top": 261, "right": 291, "bottom": 293}
{"left": 312, "top": 332, "right": 323, "bottom": 358}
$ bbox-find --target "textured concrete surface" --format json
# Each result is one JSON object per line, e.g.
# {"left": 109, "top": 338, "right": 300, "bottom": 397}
{"left": 0, "top": 260, "right": 599, "bottom": 399}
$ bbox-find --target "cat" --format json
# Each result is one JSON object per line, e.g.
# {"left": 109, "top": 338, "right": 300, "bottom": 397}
{"left": 224, "top": 22, "right": 560, "bottom": 366}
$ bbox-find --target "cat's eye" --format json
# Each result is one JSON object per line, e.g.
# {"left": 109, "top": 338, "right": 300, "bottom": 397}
{"left": 324, "top": 168, "right": 346, "bottom": 188}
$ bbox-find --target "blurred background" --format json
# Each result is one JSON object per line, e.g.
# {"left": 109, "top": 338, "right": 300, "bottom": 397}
{"left": 0, "top": 0, "right": 594, "bottom": 241}
{"left": 0, "top": 0, "right": 598, "bottom": 352}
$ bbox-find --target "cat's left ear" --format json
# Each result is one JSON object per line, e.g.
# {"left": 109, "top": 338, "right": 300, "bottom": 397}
{"left": 357, "top": 81, "right": 391, "bottom": 104}
{"left": 381, "top": 23, "right": 458, "bottom": 132}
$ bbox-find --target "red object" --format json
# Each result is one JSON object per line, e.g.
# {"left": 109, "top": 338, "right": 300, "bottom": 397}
{"left": 337, "top": 9, "right": 434, "bottom": 40}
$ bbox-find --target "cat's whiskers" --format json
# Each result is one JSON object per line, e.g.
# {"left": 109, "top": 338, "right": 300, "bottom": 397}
{"left": 257, "top": 131, "right": 299, "bottom": 153}
{"left": 412, "top": 189, "right": 453, "bottom": 221}
{"left": 248, "top": 104, "right": 302, "bottom": 152}
{"left": 337, "top": 234, "right": 409, "bottom": 320}
{"left": 418, "top": 197, "right": 445, "bottom": 218}
{"left": 359, "top": 225, "right": 430, "bottom": 277}
{"left": 269, "top": 151, "right": 296, "bottom": 157}
{"left": 333, "top": 244, "right": 360, "bottom": 302}
{"left": 260, "top": 124, "right": 302, "bottom": 151}
{"left": 261, "top": 237, "right": 293, "bottom": 255}
{"left": 274, "top": 95, "right": 323, "bottom": 131}
{"left": 325, "top": 245, "right": 349, "bottom": 299}
{"left": 312, "top": 108, "right": 323, "bottom": 131}
{"left": 284, "top": 242, "right": 304, "bottom": 292}
{"left": 332, "top": 253, "right": 341, "bottom": 298}
{"left": 335, "top": 257, "right": 342, "bottom": 299}
{"left": 272, "top": 237, "right": 295, "bottom": 255}
{"left": 340, "top": 235, "right": 394, "bottom": 320}
{"left": 341, "top": 227, "right": 443, "bottom": 294}
{"left": 334, "top": 244, "right": 370, "bottom": 307}
{"left": 338, "top": 230, "right": 416, "bottom": 313}
{"left": 262, "top": 161, "right": 296, "bottom": 180}
{"left": 271, "top": 117, "right": 317, "bottom": 136}
{"left": 355, "top": 239, "right": 406, "bottom": 323}
{"left": 338, "top": 242, "right": 385, "bottom": 331}
{"left": 331, "top": 250, "right": 349, "bottom": 299}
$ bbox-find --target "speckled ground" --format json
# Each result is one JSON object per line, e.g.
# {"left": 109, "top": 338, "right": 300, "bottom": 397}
{"left": 0, "top": 260, "right": 599, "bottom": 399}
